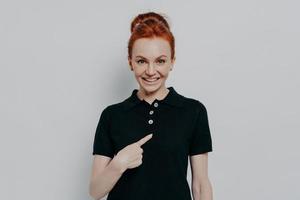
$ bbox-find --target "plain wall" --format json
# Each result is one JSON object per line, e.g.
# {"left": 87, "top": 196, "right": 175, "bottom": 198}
{"left": 1, "top": 0, "right": 299, "bottom": 199}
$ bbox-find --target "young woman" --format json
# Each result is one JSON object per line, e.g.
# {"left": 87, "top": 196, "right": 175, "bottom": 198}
{"left": 89, "top": 11, "right": 213, "bottom": 200}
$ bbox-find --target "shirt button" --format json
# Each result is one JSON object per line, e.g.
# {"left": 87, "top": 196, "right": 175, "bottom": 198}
{"left": 154, "top": 102, "right": 158, "bottom": 107}
{"left": 149, "top": 110, "right": 154, "bottom": 115}
{"left": 148, "top": 119, "right": 153, "bottom": 124}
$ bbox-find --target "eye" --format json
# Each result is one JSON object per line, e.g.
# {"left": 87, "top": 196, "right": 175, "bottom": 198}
{"left": 157, "top": 59, "right": 166, "bottom": 64}
{"left": 136, "top": 59, "right": 146, "bottom": 64}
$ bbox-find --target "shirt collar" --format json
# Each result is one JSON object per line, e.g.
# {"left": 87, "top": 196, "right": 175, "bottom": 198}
{"left": 123, "top": 86, "right": 184, "bottom": 111}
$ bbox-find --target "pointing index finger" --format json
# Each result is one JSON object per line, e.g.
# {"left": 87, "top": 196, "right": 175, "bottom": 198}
{"left": 137, "top": 134, "right": 153, "bottom": 146}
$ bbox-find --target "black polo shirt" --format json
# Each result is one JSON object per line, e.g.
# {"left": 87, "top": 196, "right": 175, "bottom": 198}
{"left": 92, "top": 86, "right": 213, "bottom": 200}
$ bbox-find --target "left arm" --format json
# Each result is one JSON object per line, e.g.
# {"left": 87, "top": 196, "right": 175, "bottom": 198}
{"left": 189, "top": 153, "right": 213, "bottom": 200}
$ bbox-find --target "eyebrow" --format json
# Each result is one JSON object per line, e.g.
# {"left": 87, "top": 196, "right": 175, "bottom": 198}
{"left": 135, "top": 55, "right": 167, "bottom": 59}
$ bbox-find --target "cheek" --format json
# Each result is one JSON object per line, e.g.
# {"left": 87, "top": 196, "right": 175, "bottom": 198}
{"left": 158, "top": 68, "right": 171, "bottom": 77}
{"left": 162, "top": 73, "right": 169, "bottom": 79}
{"left": 133, "top": 69, "right": 144, "bottom": 77}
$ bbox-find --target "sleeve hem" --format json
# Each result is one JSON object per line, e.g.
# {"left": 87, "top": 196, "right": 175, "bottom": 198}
{"left": 92, "top": 151, "right": 114, "bottom": 158}
{"left": 189, "top": 147, "right": 213, "bottom": 156}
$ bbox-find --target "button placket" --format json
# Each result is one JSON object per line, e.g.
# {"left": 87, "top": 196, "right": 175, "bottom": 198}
{"left": 147, "top": 101, "right": 158, "bottom": 125}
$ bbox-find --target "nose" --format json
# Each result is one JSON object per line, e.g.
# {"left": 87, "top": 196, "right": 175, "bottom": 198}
{"left": 146, "top": 64, "right": 156, "bottom": 75}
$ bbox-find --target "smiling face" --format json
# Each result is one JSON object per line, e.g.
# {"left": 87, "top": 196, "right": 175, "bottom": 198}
{"left": 128, "top": 37, "right": 175, "bottom": 95}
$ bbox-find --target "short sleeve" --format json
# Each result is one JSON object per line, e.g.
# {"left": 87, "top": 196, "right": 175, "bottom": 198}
{"left": 189, "top": 101, "right": 213, "bottom": 155}
{"left": 92, "top": 106, "right": 114, "bottom": 158}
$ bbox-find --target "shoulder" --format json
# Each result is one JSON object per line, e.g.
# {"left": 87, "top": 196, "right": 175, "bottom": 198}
{"left": 178, "top": 93, "right": 208, "bottom": 113}
{"left": 100, "top": 101, "right": 124, "bottom": 116}
{"left": 100, "top": 97, "right": 130, "bottom": 118}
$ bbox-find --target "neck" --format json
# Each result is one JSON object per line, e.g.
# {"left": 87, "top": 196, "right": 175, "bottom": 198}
{"left": 137, "top": 86, "right": 169, "bottom": 102}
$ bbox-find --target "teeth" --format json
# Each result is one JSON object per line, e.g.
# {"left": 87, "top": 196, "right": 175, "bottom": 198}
{"left": 144, "top": 78, "right": 159, "bottom": 82}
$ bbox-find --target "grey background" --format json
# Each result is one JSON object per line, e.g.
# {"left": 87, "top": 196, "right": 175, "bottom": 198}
{"left": 1, "top": 0, "right": 299, "bottom": 199}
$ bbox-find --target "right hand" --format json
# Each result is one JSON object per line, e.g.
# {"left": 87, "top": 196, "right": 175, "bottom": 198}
{"left": 113, "top": 133, "right": 153, "bottom": 172}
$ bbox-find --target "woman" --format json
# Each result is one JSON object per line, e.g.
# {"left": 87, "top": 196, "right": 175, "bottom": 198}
{"left": 89, "top": 11, "right": 213, "bottom": 200}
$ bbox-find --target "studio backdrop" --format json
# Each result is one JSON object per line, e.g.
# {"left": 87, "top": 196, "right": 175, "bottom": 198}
{"left": 1, "top": 0, "right": 299, "bottom": 199}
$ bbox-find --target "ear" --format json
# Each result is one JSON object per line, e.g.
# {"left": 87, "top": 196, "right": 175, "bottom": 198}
{"left": 170, "top": 57, "right": 176, "bottom": 71}
{"left": 128, "top": 64, "right": 133, "bottom": 71}
{"left": 128, "top": 57, "right": 133, "bottom": 71}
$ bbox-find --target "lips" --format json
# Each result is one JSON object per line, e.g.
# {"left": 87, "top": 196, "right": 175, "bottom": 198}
{"left": 142, "top": 77, "right": 160, "bottom": 84}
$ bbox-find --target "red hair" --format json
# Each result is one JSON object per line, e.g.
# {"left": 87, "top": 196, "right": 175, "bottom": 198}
{"left": 127, "top": 12, "right": 175, "bottom": 64}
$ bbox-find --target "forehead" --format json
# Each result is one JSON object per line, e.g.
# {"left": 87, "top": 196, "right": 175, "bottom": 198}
{"left": 132, "top": 37, "right": 171, "bottom": 58}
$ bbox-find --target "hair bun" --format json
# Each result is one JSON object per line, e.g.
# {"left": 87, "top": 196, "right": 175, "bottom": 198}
{"left": 127, "top": 11, "right": 175, "bottom": 61}
{"left": 130, "top": 12, "right": 170, "bottom": 33}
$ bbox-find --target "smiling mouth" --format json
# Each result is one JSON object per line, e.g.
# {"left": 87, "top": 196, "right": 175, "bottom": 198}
{"left": 142, "top": 77, "right": 160, "bottom": 84}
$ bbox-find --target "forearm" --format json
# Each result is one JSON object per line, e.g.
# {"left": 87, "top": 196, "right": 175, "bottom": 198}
{"left": 89, "top": 158, "right": 126, "bottom": 200}
{"left": 192, "top": 179, "right": 213, "bottom": 200}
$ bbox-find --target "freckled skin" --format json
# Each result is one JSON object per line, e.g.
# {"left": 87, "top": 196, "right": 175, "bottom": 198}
{"left": 128, "top": 37, "right": 176, "bottom": 103}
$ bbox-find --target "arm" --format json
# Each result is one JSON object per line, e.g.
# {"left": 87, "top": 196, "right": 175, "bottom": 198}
{"left": 89, "top": 134, "right": 152, "bottom": 200}
{"left": 89, "top": 155, "right": 126, "bottom": 200}
{"left": 189, "top": 153, "right": 213, "bottom": 200}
